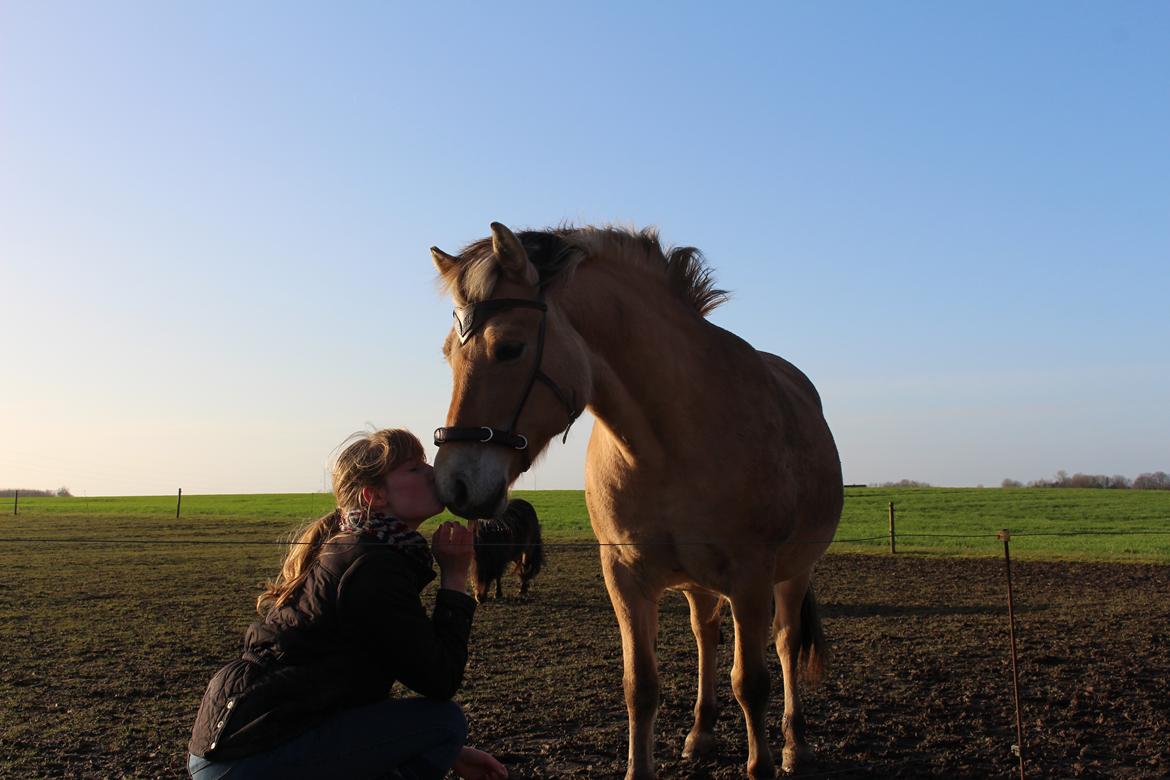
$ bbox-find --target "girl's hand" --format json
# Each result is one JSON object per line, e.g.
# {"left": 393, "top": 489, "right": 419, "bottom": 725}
{"left": 452, "top": 746, "right": 508, "bottom": 780}
{"left": 431, "top": 521, "right": 474, "bottom": 592}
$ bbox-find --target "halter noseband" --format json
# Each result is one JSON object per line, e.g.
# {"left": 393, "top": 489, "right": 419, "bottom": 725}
{"left": 433, "top": 290, "right": 581, "bottom": 471}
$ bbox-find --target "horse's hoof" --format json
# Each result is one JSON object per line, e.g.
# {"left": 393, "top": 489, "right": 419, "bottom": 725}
{"left": 781, "top": 745, "right": 813, "bottom": 774}
{"left": 747, "top": 758, "right": 777, "bottom": 779}
{"left": 682, "top": 729, "right": 718, "bottom": 759}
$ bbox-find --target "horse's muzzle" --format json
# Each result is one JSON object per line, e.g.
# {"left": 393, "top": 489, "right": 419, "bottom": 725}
{"left": 440, "top": 474, "right": 506, "bottom": 520}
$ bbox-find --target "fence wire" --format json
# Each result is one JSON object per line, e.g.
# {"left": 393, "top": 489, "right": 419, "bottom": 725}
{"left": 1, "top": 529, "right": 1169, "bottom": 548}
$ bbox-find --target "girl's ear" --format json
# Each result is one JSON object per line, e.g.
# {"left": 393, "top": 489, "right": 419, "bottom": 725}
{"left": 363, "top": 484, "right": 394, "bottom": 513}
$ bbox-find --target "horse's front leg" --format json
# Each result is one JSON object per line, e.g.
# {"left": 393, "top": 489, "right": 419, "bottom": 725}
{"left": 470, "top": 556, "right": 485, "bottom": 603}
{"left": 601, "top": 549, "right": 662, "bottom": 780}
{"left": 683, "top": 589, "right": 723, "bottom": 760}
{"left": 730, "top": 580, "right": 776, "bottom": 779}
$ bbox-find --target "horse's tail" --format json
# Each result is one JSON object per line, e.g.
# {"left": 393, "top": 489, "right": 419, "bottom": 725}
{"left": 799, "top": 586, "right": 828, "bottom": 685}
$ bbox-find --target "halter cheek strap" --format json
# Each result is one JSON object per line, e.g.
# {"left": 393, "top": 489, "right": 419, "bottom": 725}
{"left": 434, "top": 290, "right": 582, "bottom": 471}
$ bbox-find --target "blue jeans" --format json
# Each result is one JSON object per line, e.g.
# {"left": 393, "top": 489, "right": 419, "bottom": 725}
{"left": 187, "top": 697, "right": 466, "bottom": 779}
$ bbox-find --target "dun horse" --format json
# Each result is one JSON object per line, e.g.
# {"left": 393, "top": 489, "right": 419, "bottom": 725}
{"left": 431, "top": 224, "right": 843, "bottom": 779}
{"left": 470, "top": 497, "right": 544, "bottom": 602}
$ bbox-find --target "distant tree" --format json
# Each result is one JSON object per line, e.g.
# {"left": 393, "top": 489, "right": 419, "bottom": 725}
{"left": 1133, "top": 471, "right": 1170, "bottom": 490}
{"left": 1028, "top": 471, "right": 1127, "bottom": 489}
{"left": 56, "top": 486, "right": 72, "bottom": 497}
{"left": 0, "top": 488, "right": 55, "bottom": 497}
{"left": 1002, "top": 479, "right": 1023, "bottom": 488}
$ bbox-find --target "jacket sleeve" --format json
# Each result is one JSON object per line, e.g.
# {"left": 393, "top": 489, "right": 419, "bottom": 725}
{"left": 337, "top": 552, "right": 477, "bottom": 700}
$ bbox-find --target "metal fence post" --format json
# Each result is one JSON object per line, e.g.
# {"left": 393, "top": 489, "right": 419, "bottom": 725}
{"left": 888, "top": 501, "right": 896, "bottom": 554}
{"left": 176, "top": 488, "right": 182, "bottom": 519}
{"left": 998, "top": 529, "right": 1026, "bottom": 780}
{"left": 12, "top": 490, "right": 17, "bottom": 516}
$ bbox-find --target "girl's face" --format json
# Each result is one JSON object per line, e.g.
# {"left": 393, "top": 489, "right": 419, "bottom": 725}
{"left": 368, "top": 458, "right": 444, "bottom": 527}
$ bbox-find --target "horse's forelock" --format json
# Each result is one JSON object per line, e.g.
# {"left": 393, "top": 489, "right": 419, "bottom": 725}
{"left": 442, "top": 230, "right": 582, "bottom": 303}
{"left": 437, "top": 237, "right": 499, "bottom": 305}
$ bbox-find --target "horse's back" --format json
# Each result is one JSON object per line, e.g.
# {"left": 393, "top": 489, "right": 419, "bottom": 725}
{"left": 757, "top": 350, "right": 823, "bottom": 415}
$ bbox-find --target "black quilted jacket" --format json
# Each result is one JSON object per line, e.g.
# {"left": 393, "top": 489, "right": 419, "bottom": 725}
{"left": 188, "top": 531, "right": 476, "bottom": 761}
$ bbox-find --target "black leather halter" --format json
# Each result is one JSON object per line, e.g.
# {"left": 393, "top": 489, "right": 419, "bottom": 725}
{"left": 433, "top": 290, "right": 581, "bottom": 470}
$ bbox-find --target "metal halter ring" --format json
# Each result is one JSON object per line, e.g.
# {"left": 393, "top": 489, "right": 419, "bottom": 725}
{"left": 479, "top": 427, "right": 494, "bottom": 443}
{"left": 513, "top": 435, "right": 528, "bottom": 450}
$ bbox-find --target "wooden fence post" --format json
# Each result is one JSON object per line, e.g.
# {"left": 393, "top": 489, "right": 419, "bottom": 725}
{"left": 888, "top": 501, "right": 896, "bottom": 554}
{"left": 998, "top": 529, "right": 1026, "bottom": 780}
{"left": 176, "top": 488, "right": 182, "bottom": 519}
{"left": 12, "top": 490, "right": 17, "bottom": 516}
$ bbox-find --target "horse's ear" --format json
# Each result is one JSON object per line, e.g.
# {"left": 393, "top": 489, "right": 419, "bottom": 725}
{"left": 490, "top": 222, "right": 538, "bottom": 285}
{"left": 431, "top": 246, "right": 459, "bottom": 278}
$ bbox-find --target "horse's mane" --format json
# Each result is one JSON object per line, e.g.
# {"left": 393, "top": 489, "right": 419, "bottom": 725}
{"left": 437, "top": 225, "right": 729, "bottom": 316}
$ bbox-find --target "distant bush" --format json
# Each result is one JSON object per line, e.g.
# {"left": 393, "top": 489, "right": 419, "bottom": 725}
{"left": 1000, "top": 470, "right": 1165, "bottom": 490}
{"left": 877, "top": 479, "right": 932, "bottom": 488}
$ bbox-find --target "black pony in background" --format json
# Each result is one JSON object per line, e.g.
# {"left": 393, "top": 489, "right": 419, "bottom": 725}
{"left": 470, "top": 498, "right": 544, "bottom": 602}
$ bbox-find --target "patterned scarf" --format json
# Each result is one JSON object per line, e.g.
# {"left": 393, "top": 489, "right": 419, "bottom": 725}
{"left": 339, "top": 509, "right": 434, "bottom": 570}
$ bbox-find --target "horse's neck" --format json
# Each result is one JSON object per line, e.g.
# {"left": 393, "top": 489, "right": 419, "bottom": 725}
{"left": 561, "top": 262, "right": 725, "bottom": 460}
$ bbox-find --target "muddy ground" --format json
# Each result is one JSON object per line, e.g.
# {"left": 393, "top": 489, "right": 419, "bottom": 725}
{"left": 2, "top": 550, "right": 1167, "bottom": 778}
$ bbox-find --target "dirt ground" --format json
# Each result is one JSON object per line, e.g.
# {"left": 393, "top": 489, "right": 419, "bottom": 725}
{"left": 2, "top": 550, "right": 1168, "bottom": 778}
{"left": 462, "top": 552, "right": 1170, "bottom": 780}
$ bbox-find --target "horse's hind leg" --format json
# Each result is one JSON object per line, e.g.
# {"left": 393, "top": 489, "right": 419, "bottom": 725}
{"left": 519, "top": 553, "right": 532, "bottom": 595}
{"left": 682, "top": 590, "right": 723, "bottom": 760}
{"left": 773, "top": 572, "right": 814, "bottom": 773}
{"left": 730, "top": 581, "right": 776, "bottom": 779}
{"left": 601, "top": 549, "right": 662, "bottom": 780}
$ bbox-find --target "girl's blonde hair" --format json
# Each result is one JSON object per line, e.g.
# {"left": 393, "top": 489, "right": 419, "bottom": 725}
{"left": 256, "top": 428, "right": 427, "bottom": 615}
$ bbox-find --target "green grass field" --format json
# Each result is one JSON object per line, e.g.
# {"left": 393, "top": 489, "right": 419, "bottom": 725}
{"left": 3, "top": 486, "right": 1169, "bottom": 562}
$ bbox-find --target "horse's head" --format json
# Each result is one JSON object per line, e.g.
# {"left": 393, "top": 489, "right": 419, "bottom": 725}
{"left": 431, "top": 222, "right": 591, "bottom": 519}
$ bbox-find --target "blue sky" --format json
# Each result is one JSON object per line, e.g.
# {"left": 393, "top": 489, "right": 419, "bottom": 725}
{"left": 2, "top": 2, "right": 1167, "bottom": 495}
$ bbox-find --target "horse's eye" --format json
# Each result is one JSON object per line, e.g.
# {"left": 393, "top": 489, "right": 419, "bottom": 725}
{"left": 493, "top": 340, "right": 526, "bottom": 362}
